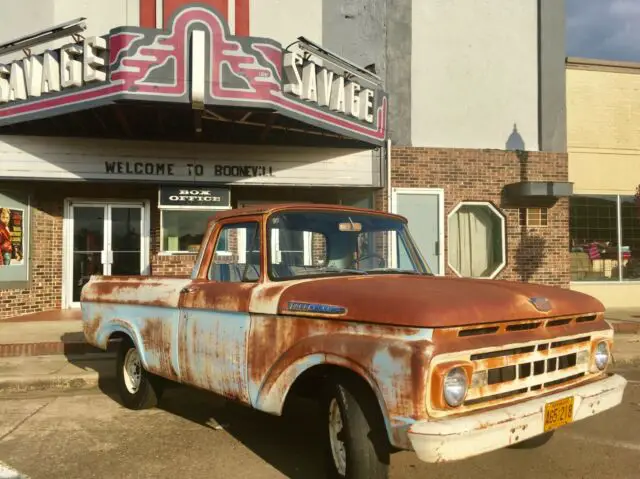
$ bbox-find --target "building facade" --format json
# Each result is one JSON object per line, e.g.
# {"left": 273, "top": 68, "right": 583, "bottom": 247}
{"left": 330, "top": 0, "right": 570, "bottom": 284}
{"left": 0, "top": 0, "right": 571, "bottom": 320}
{"left": 567, "top": 57, "right": 640, "bottom": 309}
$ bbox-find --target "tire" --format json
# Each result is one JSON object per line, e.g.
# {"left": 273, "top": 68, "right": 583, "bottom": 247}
{"left": 509, "top": 431, "right": 555, "bottom": 449}
{"left": 116, "top": 338, "right": 164, "bottom": 410}
{"left": 323, "top": 374, "right": 390, "bottom": 479}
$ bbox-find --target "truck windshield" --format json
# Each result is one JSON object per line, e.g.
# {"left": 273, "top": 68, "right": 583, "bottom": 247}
{"left": 266, "top": 211, "right": 432, "bottom": 280}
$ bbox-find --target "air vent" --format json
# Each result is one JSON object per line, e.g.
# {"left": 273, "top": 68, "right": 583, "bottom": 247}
{"left": 506, "top": 322, "right": 541, "bottom": 332}
{"left": 458, "top": 326, "right": 500, "bottom": 337}
{"left": 547, "top": 318, "right": 572, "bottom": 327}
{"left": 576, "top": 315, "right": 597, "bottom": 323}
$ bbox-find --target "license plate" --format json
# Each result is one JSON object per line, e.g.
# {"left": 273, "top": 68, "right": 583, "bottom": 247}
{"left": 544, "top": 397, "right": 574, "bottom": 432}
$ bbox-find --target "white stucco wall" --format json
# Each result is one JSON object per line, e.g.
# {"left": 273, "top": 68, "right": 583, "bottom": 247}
{"left": 249, "top": 0, "right": 322, "bottom": 48}
{"left": 411, "top": 0, "right": 540, "bottom": 150}
{"left": 0, "top": 0, "right": 137, "bottom": 62}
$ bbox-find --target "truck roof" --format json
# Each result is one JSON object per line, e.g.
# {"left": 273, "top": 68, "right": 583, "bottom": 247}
{"left": 209, "top": 203, "right": 407, "bottom": 222}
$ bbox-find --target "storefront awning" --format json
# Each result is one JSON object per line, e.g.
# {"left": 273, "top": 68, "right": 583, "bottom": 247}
{"left": 0, "top": 5, "right": 388, "bottom": 147}
{"left": 503, "top": 181, "right": 574, "bottom": 200}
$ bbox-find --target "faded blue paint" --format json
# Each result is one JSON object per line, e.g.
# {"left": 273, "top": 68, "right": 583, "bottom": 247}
{"left": 83, "top": 301, "right": 181, "bottom": 379}
{"left": 179, "top": 309, "right": 251, "bottom": 402}
{"left": 371, "top": 348, "right": 407, "bottom": 383}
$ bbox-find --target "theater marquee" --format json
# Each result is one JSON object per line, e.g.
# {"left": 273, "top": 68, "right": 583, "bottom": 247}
{"left": 0, "top": 4, "right": 388, "bottom": 146}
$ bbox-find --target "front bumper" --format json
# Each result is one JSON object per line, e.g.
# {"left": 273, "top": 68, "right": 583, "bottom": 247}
{"left": 407, "top": 374, "right": 627, "bottom": 463}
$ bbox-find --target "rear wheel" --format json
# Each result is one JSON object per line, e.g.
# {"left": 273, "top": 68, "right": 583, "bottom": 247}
{"left": 323, "top": 375, "right": 390, "bottom": 479}
{"left": 116, "top": 338, "right": 163, "bottom": 410}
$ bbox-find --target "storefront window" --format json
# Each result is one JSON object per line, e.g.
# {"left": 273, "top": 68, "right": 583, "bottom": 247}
{"left": 569, "top": 194, "right": 640, "bottom": 282}
{"left": 621, "top": 195, "right": 640, "bottom": 281}
{"left": 161, "top": 210, "right": 213, "bottom": 253}
{"left": 569, "top": 195, "right": 619, "bottom": 281}
{"left": 448, "top": 202, "right": 506, "bottom": 279}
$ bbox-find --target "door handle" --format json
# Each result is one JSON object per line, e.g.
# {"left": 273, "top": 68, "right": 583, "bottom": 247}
{"left": 181, "top": 286, "right": 197, "bottom": 294}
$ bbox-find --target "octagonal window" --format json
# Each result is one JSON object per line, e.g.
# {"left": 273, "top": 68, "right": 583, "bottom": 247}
{"left": 448, "top": 202, "right": 506, "bottom": 279}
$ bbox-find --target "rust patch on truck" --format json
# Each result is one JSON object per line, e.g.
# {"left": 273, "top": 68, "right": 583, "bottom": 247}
{"left": 140, "top": 318, "right": 179, "bottom": 380}
{"left": 248, "top": 314, "right": 432, "bottom": 422}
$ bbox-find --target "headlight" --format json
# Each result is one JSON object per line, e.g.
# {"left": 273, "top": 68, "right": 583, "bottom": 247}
{"left": 443, "top": 367, "right": 468, "bottom": 407}
{"left": 594, "top": 341, "right": 609, "bottom": 370}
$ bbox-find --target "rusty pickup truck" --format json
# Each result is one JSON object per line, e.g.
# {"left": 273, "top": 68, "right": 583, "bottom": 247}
{"left": 81, "top": 204, "right": 627, "bottom": 479}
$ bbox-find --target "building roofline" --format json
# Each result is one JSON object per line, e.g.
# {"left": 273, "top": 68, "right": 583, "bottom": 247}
{"left": 566, "top": 56, "right": 640, "bottom": 74}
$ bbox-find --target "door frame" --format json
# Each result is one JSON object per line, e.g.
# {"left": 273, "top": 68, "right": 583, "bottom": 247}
{"left": 62, "top": 198, "right": 151, "bottom": 309}
{"left": 391, "top": 187, "right": 445, "bottom": 276}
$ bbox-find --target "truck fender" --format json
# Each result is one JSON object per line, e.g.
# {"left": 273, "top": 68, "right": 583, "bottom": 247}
{"left": 253, "top": 353, "right": 394, "bottom": 445}
{"left": 95, "top": 321, "right": 150, "bottom": 370}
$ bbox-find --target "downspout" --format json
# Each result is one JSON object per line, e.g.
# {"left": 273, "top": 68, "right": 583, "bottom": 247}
{"left": 386, "top": 138, "right": 392, "bottom": 213}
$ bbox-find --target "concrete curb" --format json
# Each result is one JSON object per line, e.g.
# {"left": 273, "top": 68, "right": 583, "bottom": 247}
{"left": 0, "top": 354, "right": 117, "bottom": 396}
{"left": 0, "top": 373, "right": 116, "bottom": 394}
{"left": 0, "top": 340, "right": 119, "bottom": 358}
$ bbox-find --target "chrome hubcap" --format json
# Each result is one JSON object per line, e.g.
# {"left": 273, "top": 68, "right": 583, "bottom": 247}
{"left": 329, "top": 398, "right": 347, "bottom": 476}
{"left": 123, "top": 348, "right": 142, "bottom": 394}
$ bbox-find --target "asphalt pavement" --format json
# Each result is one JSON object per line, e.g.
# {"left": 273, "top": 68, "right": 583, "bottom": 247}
{"left": 0, "top": 368, "right": 639, "bottom": 479}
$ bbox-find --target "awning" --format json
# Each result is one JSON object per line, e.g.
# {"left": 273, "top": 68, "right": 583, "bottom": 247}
{"left": 503, "top": 181, "right": 574, "bottom": 201}
{"left": 0, "top": 5, "right": 388, "bottom": 147}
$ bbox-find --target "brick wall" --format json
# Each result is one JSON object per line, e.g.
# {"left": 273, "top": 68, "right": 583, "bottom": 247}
{"left": 387, "top": 147, "right": 570, "bottom": 287}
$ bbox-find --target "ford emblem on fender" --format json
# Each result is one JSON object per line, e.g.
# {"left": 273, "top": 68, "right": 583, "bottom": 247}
{"left": 529, "top": 297, "right": 552, "bottom": 312}
{"left": 287, "top": 301, "right": 347, "bottom": 315}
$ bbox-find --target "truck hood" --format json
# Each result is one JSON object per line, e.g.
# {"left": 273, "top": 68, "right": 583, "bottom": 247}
{"left": 264, "top": 275, "right": 604, "bottom": 328}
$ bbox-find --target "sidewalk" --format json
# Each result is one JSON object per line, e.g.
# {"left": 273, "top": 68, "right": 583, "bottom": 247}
{"left": 0, "top": 318, "right": 105, "bottom": 357}
{"left": 604, "top": 308, "right": 640, "bottom": 334}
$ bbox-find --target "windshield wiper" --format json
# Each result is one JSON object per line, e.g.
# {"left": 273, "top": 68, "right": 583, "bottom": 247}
{"left": 365, "top": 268, "right": 430, "bottom": 276}
{"left": 322, "top": 268, "right": 368, "bottom": 275}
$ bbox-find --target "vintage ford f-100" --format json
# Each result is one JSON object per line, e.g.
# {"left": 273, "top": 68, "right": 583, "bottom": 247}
{"left": 81, "top": 204, "right": 627, "bottom": 479}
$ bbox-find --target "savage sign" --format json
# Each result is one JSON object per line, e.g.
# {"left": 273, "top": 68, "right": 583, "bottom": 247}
{"left": 0, "top": 5, "right": 388, "bottom": 146}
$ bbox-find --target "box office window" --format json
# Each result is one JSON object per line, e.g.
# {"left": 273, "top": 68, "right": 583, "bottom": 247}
{"left": 161, "top": 210, "right": 216, "bottom": 253}
{"left": 159, "top": 186, "right": 231, "bottom": 254}
{"left": 570, "top": 194, "right": 640, "bottom": 282}
{"left": 0, "top": 190, "right": 31, "bottom": 287}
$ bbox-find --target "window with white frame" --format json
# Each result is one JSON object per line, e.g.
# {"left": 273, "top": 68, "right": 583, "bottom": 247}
{"left": 159, "top": 186, "right": 231, "bottom": 254}
{"left": 448, "top": 202, "right": 506, "bottom": 279}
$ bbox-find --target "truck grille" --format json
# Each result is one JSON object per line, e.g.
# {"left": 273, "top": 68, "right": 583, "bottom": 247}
{"left": 427, "top": 314, "right": 613, "bottom": 417}
{"left": 464, "top": 335, "right": 591, "bottom": 406}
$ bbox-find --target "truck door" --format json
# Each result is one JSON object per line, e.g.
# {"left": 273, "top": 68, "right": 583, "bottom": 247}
{"left": 177, "top": 218, "right": 262, "bottom": 403}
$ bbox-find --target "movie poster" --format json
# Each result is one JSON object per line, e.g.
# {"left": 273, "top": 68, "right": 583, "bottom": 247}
{"left": 0, "top": 207, "right": 24, "bottom": 266}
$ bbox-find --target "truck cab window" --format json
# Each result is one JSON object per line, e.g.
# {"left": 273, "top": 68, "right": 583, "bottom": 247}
{"left": 209, "top": 222, "right": 261, "bottom": 282}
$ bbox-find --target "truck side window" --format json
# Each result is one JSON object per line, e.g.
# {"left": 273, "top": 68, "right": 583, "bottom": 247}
{"left": 209, "top": 222, "right": 261, "bottom": 282}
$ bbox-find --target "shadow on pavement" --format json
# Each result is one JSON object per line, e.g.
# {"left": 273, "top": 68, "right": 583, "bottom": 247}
{"left": 157, "top": 386, "right": 328, "bottom": 479}
{"left": 81, "top": 365, "right": 328, "bottom": 479}
{"left": 61, "top": 331, "right": 329, "bottom": 478}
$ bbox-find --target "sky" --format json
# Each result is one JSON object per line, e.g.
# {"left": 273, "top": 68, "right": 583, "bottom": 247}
{"left": 567, "top": 0, "right": 640, "bottom": 61}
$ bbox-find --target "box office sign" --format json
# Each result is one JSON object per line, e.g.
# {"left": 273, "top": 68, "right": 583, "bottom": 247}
{"left": 159, "top": 186, "right": 231, "bottom": 209}
{"left": 0, "top": 5, "right": 387, "bottom": 146}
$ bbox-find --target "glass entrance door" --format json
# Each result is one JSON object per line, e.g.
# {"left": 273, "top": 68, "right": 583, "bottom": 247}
{"left": 68, "top": 202, "right": 147, "bottom": 306}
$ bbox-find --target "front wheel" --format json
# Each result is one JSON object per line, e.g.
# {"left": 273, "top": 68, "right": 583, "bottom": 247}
{"left": 323, "top": 375, "right": 390, "bottom": 479}
{"left": 116, "top": 338, "right": 164, "bottom": 410}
